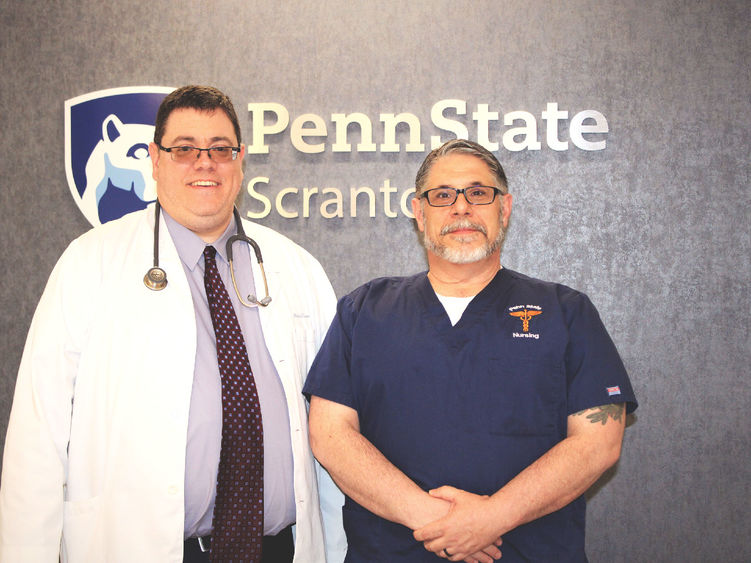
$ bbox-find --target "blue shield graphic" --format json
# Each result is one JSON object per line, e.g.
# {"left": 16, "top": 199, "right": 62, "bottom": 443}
{"left": 65, "top": 86, "right": 174, "bottom": 226}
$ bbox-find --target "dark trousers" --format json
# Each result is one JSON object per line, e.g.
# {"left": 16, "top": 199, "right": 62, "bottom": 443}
{"left": 183, "top": 525, "right": 294, "bottom": 563}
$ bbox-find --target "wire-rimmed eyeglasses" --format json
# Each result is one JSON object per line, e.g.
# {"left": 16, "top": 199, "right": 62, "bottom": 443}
{"left": 419, "top": 185, "right": 502, "bottom": 207}
{"left": 157, "top": 144, "right": 241, "bottom": 163}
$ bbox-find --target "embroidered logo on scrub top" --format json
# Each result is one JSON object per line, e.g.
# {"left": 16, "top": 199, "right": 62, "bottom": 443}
{"left": 509, "top": 305, "right": 542, "bottom": 340}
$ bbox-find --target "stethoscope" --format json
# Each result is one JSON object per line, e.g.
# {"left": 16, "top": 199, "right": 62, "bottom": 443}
{"left": 143, "top": 202, "right": 272, "bottom": 307}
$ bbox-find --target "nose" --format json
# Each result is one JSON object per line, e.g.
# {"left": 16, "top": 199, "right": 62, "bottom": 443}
{"left": 194, "top": 148, "right": 216, "bottom": 169}
{"left": 451, "top": 191, "right": 472, "bottom": 214}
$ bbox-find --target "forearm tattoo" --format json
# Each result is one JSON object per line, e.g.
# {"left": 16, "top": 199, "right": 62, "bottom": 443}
{"left": 573, "top": 404, "right": 624, "bottom": 425}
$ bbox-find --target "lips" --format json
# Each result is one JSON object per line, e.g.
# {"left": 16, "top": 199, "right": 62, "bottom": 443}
{"left": 188, "top": 180, "right": 219, "bottom": 187}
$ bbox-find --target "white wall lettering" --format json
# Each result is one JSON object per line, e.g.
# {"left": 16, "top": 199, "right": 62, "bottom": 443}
{"left": 246, "top": 176, "right": 417, "bottom": 220}
{"left": 248, "top": 99, "right": 608, "bottom": 156}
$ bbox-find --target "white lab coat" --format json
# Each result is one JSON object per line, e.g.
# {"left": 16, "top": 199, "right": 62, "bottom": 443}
{"left": 0, "top": 206, "right": 346, "bottom": 562}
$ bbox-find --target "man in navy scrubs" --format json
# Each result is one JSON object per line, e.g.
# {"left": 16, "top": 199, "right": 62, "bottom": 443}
{"left": 304, "top": 139, "right": 637, "bottom": 563}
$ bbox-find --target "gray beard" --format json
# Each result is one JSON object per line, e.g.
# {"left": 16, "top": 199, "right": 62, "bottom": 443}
{"left": 422, "top": 217, "right": 506, "bottom": 264}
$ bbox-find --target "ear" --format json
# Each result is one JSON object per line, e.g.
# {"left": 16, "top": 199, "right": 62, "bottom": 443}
{"left": 411, "top": 194, "right": 425, "bottom": 232}
{"left": 148, "top": 142, "right": 161, "bottom": 181}
{"left": 500, "top": 193, "right": 513, "bottom": 228}
{"left": 236, "top": 144, "right": 246, "bottom": 183}
{"left": 102, "top": 114, "right": 123, "bottom": 143}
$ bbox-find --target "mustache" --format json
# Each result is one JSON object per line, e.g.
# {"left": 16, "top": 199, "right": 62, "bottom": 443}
{"left": 440, "top": 219, "right": 487, "bottom": 236}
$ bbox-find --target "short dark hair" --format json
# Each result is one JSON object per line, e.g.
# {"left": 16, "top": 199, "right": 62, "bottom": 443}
{"left": 415, "top": 139, "right": 508, "bottom": 196}
{"left": 153, "top": 85, "right": 241, "bottom": 145}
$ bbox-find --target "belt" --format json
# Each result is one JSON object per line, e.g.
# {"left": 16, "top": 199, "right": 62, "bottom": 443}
{"left": 185, "top": 535, "right": 212, "bottom": 553}
{"left": 184, "top": 524, "right": 294, "bottom": 559}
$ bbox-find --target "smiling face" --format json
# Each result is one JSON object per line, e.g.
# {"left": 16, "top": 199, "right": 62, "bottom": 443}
{"left": 412, "top": 152, "right": 512, "bottom": 265}
{"left": 148, "top": 108, "right": 245, "bottom": 242}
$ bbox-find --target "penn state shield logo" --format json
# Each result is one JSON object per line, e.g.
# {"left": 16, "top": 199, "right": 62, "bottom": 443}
{"left": 65, "top": 86, "right": 174, "bottom": 226}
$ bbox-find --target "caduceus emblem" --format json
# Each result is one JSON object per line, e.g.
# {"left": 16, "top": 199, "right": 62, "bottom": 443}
{"left": 509, "top": 308, "right": 542, "bottom": 332}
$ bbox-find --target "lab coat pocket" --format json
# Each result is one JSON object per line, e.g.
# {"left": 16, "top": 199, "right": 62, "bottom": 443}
{"left": 61, "top": 495, "right": 103, "bottom": 562}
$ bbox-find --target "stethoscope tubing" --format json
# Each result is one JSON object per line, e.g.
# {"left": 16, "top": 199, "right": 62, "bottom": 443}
{"left": 144, "top": 202, "right": 272, "bottom": 307}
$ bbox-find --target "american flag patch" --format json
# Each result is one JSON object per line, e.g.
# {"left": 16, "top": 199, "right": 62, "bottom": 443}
{"left": 607, "top": 386, "right": 621, "bottom": 396}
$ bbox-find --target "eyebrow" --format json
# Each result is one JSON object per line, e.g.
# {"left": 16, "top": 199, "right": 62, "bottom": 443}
{"left": 168, "top": 135, "right": 237, "bottom": 145}
{"left": 434, "top": 180, "right": 488, "bottom": 189}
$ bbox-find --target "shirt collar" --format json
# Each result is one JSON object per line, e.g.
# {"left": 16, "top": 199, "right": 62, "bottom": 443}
{"left": 161, "top": 207, "right": 237, "bottom": 271}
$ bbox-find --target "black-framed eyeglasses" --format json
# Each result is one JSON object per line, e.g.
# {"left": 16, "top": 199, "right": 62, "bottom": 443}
{"left": 419, "top": 185, "right": 502, "bottom": 207}
{"left": 157, "top": 144, "right": 241, "bottom": 163}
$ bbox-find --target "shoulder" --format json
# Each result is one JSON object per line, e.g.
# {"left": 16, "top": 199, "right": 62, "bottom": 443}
{"left": 69, "top": 208, "right": 150, "bottom": 254}
{"left": 503, "top": 268, "right": 592, "bottom": 305}
{"left": 503, "top": 268, "right": 573, "bottom": 294}
{"left": 31, "top": 210, "right": 153, "bottom": 333}
{"left": 51, "top": 209, "right": 151, "bottom": 281}
{"left": 320, "top": 274, "right": 424, "bottom": 342}
{"left": 340, "top": 272, "right": 424, "bottom": 311}
{"left": 347, "top": 272, "right": 423, "bottom": 299}
{"left": 501, "top": 268, "right": 603, "bottom": 328}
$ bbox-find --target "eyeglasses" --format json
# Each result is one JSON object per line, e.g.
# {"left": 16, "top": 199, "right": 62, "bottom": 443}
{"left": 419, "top": 186, "right": 502, "bottom": 207}
{"left": 157, "top": 144, "right": 241, "bottom": 163}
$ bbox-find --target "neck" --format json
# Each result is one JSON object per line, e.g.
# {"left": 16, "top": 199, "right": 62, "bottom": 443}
{"left": 426, "top": 252, "right": 501, "bottom": 297}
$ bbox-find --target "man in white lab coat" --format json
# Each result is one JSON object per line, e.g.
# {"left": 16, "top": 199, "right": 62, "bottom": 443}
{"left": 0, "top": 85, "right": 345, "bottom": 563}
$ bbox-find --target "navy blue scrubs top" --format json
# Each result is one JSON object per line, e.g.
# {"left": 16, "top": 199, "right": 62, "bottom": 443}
{"left": 304, "top": 269, "right": 637, "bottom": 562}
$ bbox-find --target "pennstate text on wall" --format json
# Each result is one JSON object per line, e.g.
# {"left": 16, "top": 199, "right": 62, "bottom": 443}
{"left": 247, "top": 100, "right": 608, "bottom": 154}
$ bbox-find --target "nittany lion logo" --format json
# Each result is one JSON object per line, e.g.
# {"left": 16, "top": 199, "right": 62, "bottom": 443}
{"left": 65, "top": 86, "right": 173, "bottom": 226}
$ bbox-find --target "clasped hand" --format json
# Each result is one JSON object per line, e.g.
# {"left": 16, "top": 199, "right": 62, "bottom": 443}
{"left": 413, "top": 486, "right": 503, "bottom": 563}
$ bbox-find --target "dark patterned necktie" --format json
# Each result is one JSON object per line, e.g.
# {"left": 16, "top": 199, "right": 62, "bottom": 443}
{"left": 203, "top": 245, "right": 264, "bottom": 562}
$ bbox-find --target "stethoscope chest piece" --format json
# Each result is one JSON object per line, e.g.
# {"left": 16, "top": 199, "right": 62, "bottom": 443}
{"left": 144, "top": 267, "right": 168, "bottom": 291}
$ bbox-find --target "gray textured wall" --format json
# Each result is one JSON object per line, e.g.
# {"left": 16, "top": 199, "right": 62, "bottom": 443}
{"left": 1, "top": 1, "right": 749, "bottom": 561}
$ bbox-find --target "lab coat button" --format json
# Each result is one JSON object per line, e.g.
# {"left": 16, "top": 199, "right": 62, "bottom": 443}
{"left": 168, "top": 485, "right": 179, "bottom": 495}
